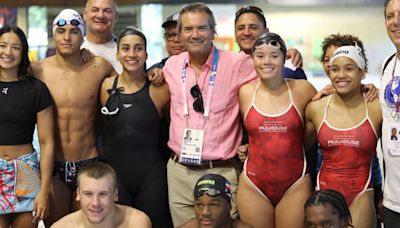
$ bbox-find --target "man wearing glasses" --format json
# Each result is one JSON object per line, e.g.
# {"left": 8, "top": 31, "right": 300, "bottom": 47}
{"left": 31, "top": 9, "right": 116, "bottom": 226}
{"left": 149, "top": 12, "right": 186, "bottom": 71}
{"left": 163, "top": 3, "right": 257, "bottom": 227}
{"left": 178, "top": 174, "right": 252, "bottom": 228}
{"left": 234, "top": 5, "right": 307, "bottom": 80}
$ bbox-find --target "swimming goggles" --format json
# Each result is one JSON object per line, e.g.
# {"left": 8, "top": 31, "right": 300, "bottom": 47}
{"left": 54, "top": 19, "right": 81, "bottom": 27}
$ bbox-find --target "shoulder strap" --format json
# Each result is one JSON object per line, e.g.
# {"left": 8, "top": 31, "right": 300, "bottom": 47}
{"left": 107, "top": 76, "right": 120, "bottom": 95}
{"left": 382, "top": 53, "right": 396, "bottom": 76}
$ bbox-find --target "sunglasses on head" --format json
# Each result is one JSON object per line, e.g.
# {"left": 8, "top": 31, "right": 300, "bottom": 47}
{"left": 194, "top": 188, "right": 221, "bottom": 198}
{"left": 190, "top": 84, "right": 204, "bottom": 113}
{"left": 235, "top": 5, "right": 264, "bottom": 18}
{"left": 55, "top": 19, "right": 81, "bottom": 27}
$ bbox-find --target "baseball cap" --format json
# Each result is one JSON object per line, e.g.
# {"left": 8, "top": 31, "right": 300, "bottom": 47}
{"left": 162, "top": 12, "right": 180, "bottom": 29}
{"left": 52, "top": 9, "right": 85, "bottom": 36}
{"left": 193, "top": 174, "right": 232, "bottom": 203}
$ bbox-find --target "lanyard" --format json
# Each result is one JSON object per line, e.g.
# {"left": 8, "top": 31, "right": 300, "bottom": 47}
{"left": 391, "top": 54, "right": 400, "bottom": 113}
{"left": 392, "top": 54, "right": 397, "bottom": 79}
{"left": 181, "top": 48, "right": 219, "bottom": 117}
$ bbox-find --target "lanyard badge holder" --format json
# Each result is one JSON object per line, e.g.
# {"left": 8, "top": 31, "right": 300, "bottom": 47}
{"left": 388, "top": 55, "right": 400, "bottom": 156}
{"left": 180, "top": 48, "right": 219, "bottom": 165}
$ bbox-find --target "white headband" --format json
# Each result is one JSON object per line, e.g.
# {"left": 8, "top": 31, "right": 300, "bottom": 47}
{"left": 52, "top": 9, "right": 85, "bottom": 36}
{"left": 330, "top": 45, "right": 366, "bottom": 70}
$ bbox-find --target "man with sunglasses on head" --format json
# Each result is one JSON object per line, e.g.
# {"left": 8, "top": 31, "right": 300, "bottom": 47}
{"left": 234, "top": 5, "right": 307, "bottom": 80}
{"left": 163, "top": 3, "right": 258, "bottom": 227}
{"left": 234, "top": 5, "right": 307, "bottom": 163}
{"left": 30, "top": 9, "right": 116, "bottom": 226}
{"left": 178, "top": 174, "right": 252, "bottom": 228}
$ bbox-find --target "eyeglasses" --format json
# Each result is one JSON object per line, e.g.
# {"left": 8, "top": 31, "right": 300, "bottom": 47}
{"left": 194, "top": 188, "right": 221, "bottom": 198}
{"left": 235, "top": 5, "right": 264, "bottom": 19}
{"left": 190, "top": 84, "right": 204, "bottom": 113}
{"left": 54, "top": 19, "right": 81, "bottom": 27}
{"left": 165, "top": 32, "right": 178, "bottom": 42}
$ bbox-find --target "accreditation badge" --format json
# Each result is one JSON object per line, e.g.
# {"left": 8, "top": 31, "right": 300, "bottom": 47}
{"left": 180, "top": 128, "right": 204, "bottom": 165}
{"left": 388, "top": 123, "right": 400, "bottom": 156}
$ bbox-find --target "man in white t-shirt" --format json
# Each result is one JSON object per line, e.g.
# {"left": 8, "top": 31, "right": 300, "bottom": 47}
{"left": 380, "top": 0, "right": 400, "bottom": 227}
{"left": 81, "top": 0, "right": 122, "bottom": 73}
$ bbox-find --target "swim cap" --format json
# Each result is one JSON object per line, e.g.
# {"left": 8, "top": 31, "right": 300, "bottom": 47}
{"left": 253, "top": 32, "right": 287, "bottom": 57}
{"left": 330, "top": 45, "right": 366, "bottom": 70}
{"left": 52, "top": 9, "right": 85, "bottom": 36}
{"left": 193, "top": 174, "right": 232, "bottom": 203}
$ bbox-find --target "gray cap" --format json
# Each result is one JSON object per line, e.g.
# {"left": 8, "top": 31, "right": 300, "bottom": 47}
{"left": 162, "top": 12, "right": 180, "bottom": 28}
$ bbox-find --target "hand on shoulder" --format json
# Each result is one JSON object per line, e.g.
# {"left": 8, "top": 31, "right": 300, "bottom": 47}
{"left": 312, "top": 84, "right": 335, "bottom": 101}
{"left": 91, "top": 56, "right": 117, "bottom": 77}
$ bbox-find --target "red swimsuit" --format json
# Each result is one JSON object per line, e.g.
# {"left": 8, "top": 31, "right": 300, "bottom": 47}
{"left": 244, "top": 80, "right": 307, "bottom": 205}
{"left": 317, "top": 95, "right": 377, "bottom": 205}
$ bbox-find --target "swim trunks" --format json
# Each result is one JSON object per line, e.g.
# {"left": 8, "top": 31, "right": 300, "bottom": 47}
{"left": 52, "top": 156, "right": 100, "bottom": 190}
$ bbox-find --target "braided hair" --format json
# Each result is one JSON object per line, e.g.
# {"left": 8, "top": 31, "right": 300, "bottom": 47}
{"left": 304, "top": 190, "right": 354, "bottom": 228}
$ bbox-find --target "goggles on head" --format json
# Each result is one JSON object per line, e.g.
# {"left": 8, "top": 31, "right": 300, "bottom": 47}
{"left": 194, "top": 188, "right": 221, "bottom": 198}
{"left": 254, "top": 39, "right": 281, "bottom": 50}
{"left": 54, "top": 19, "right": 81, "bottom": 27}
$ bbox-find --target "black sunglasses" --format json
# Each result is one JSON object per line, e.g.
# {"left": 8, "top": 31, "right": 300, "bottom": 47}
{"left": 194, "top": 188, "right": 221, "bottom": 198}
{"left": 55, "top": 19, "right": 81, "bottom": 27}
{"left": 235, "top": 5, "right": 264, "bottom": 18}
{"left": 191, "top": 84, "right": 204, "bottom": 113}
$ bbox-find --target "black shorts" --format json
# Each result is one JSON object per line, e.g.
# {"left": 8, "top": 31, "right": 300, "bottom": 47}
{"left": 52, "top": 157, "right": 100, "bottom": 190}
{"left": 382, "top": 206, "right": 400, "bottom": 228}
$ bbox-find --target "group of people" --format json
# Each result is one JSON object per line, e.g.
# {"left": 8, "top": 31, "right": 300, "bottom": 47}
{"left": 1, "top": 0, "right": 400, "bottom": 228}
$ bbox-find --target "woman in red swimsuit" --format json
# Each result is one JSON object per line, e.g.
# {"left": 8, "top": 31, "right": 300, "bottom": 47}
{"left": 305, "top": 42, "right": 382, "bottom": 227}
{"left": 237, "top": 32, "right": 317, "bottom": 228}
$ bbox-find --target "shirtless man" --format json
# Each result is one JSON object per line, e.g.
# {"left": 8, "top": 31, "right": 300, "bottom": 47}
{"left": 51, "top": 162, "right": 151, "bottom": 228}
{"left": 31, "top": 9, "right": 116, "bottom": 225}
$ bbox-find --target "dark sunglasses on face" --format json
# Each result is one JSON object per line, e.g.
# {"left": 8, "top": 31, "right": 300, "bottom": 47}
{"left": 165, "top": 32, "right": 178, "bottom": 42}
{"left": 194, "top": 188, "right": 221, "bottom": 198}
{"left": 55, "top": 19, "right": 81, "bottom": 27}
{"left": 190, "top": 84, "right": 204, "bottom": 113}
{"left": 235, "top": 5, "right": 264, "bottom": 18}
